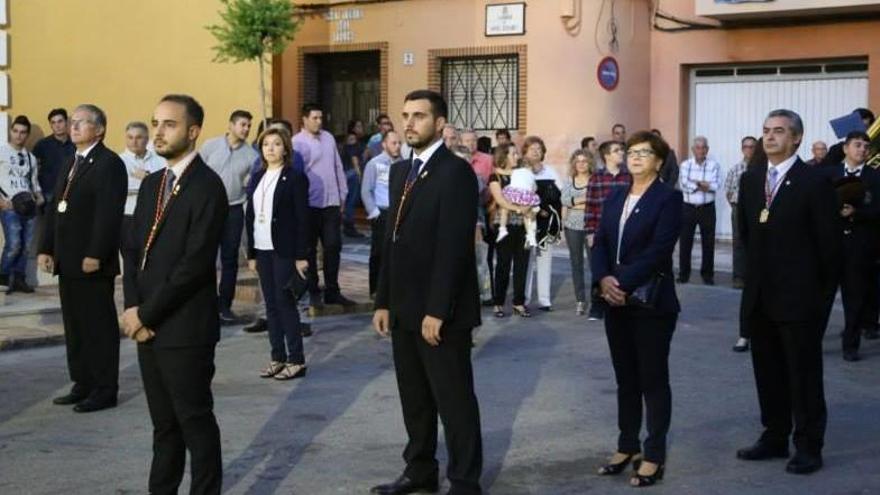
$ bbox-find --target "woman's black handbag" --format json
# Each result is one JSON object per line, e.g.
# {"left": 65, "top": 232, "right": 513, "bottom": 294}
{"left": 625, "top": 272, "right": 664, "bottom": 309}
{"left": 283, "top": 269, "right": 309, "bottom": 302}
{"left": 610, "top": 263, "right": 664, "bottom": 310}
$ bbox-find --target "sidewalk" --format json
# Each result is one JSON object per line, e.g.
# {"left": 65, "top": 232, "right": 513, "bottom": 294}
{"left": 0, "top": 236, "right": 732, "bottom": 351}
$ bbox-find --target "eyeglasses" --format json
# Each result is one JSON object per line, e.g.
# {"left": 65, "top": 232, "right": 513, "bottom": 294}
{"left": 69, "top": 119, "right": 95, "bottom": 128}
{"left": 626, "top": 149, "right": 655, "bottom": 158}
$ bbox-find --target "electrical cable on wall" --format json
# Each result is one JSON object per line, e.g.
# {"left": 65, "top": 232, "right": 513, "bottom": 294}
{"left": 594, "top": 0, "right": 622, "bottom": 55}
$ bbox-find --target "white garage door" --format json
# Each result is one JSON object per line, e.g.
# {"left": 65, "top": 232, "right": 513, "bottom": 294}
{"left": 689, "top": 60, "right": 869, "bottom": 239}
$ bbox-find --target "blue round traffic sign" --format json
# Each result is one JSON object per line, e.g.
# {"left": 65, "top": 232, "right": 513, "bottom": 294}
{"left": 597, "top": 56, "right": 620, "bottom": 91}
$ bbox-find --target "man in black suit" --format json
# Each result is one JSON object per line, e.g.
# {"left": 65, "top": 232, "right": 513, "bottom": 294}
{"left": 38, "top": 104, "right": 127, "bottom": 413}
{"left": 121, "top": 95, "right": 228, "bottom": 495}
{"left": 823, "top": 131, "right": 880, "bottom": 362}
{"left": 371, "top": 90, "right": 482, "bottom": 495}
{"left": 736, "top": 109, "right": 841, "bottom": 475}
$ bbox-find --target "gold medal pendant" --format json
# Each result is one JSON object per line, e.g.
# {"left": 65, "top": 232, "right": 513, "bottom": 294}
{"left": 759, "top": 208, "right": 769, "bottom": 223}
{"left": 57, "top": 200, "right": 68, "bottom": 213}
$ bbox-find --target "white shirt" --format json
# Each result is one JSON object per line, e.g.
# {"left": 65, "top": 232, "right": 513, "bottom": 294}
{"left": 843, "top": 162, "right": 865, "bottom": 177}
{"left": 617, "top": 194, "right": 641, "bottom": 264}
{"left": 253, "top": 168, "right": 282, "bottom": 250}
{"left": 0, "top": 143, "right": 40, "bottom": 199}
{"left": 411, "top": 138, "right": 445, "bottom": 172}
{"left": 76, "top": 141, "right": 99, "bottom": 161}
{"left": 766, "top": 154, "right": 798, "bottom": 186}
{"left": 679, "top": 157, "right": 721, "bottom": 206}
{"left": 120, "top": 148, "right": 166, "bottom": 215}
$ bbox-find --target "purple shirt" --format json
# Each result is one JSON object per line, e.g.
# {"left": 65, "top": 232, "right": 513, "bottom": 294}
{"left": 292, "top": 129, "right": 348, "bottom": 208}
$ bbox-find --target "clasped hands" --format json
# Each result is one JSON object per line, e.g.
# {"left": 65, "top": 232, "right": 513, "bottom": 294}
{"left": 373, "top": 309, "right": 444, "bottom": 347}
{"left": 600, "top": 276, "right": 627, "bottom": 307}
{"left": 122, "top": 306, "right": 155, "bottom": 343}
{"left": 36, "top": 255, "right": 101, "bottom": 274}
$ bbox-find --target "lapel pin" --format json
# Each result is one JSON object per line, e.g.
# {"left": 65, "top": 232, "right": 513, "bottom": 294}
{"left": 89, "top": 158, "right": 94, "bottom": 163}
{"left": 173, "top": 184, "right": 180, "bottom": 195}
{"left": 420, "top": 170, "right": 428, "bottom": 179}
{"left": 785, "top": 180, "right": 791, "bottom": 186}
{"left": 634, "top": 208, "right": 640, "bottom": 214}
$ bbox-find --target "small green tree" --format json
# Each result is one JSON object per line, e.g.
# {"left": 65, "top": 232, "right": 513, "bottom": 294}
{"left": 207, "top": 0, "right": 299, "bottom": 127}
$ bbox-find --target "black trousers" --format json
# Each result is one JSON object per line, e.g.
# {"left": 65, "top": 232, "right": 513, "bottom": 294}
{"left": 138, "top": 344, "right": 222, "bottom": 495}
{"left": 748, "top": 306, "right": 826, "bottom": 454}
{"left": 121, "top": 215, "right": 139, "bottom": 303}
{"left": 391, "top": 327, "right": 482, "bottom": 495}
{"left": 730, "top": 207, "right": 746, "bottom": 281}
{"left": 58, "top": 275, "right": 119, "bottom": 400}
{"left": 604, "top": 308, "right": 676, "bottom": 464}
{"left": 256, "top": 250, "right": 304, "bottom": 364}
{"left": 492, "top": 224, "right": 529, "bottom": 306}
{"left": 679, "top": 203, "right": 716, "bottom": 280}
{"left": 368, "top": 209, "right": 388, "bottom": 296}
{"left": 306, "top": 206, "right": 342, "bottom": 296}
{"left": 841, "top": 235, "right": 879, "bottom": 352}
{"left": 218, "top": 205, "right": 244, "bottom": 312}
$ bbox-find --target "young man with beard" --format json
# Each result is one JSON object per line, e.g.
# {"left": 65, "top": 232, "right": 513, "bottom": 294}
{"left": 122, "top": 95, "right": 228, "bottom": 495}
{"left": 371, "top": 90, "right": 482, "bottom": 495}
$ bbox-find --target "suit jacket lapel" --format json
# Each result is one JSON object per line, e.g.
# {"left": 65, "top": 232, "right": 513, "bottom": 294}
{"left": 150, "top": 158, "right": 200, "bottom": 241}
{"left": 74, "top": 141, "right": 103, "bottom": 181}
{"left": 397, "top": 144, "right": 444, "bottom": 225}
{"left": 273, "top": 167, "right": 289, "bottom": 211}
{"left": 770, "top": 160, "right": 804, "bottom": 213}
{"left": 605, "top": 191, "right": 625, "bottom": 262}
{"left": 619, "top": 181, "right": 660, "bottom": 256}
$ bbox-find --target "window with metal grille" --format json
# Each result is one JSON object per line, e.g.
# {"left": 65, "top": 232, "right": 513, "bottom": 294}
{"left": 441, "top": 55, "right": 519, "bottom": 131}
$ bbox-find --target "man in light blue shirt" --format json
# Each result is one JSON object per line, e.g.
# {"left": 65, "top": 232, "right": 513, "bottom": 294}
{"left": 361, "top": 130, "right": 401, "bottom": 297}
{"left": 199, "top": 109, "right": 258, "bottom": 323}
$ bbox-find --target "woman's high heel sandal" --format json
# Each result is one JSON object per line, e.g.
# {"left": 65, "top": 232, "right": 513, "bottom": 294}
{"left": 512, "top": 306, "right": 532, "bottom": 318}
{"left": 630, "top": 464, "right": 664, "bottom": 487}
{"left": 597, "top": 453, "right": 642, "bottom": 476}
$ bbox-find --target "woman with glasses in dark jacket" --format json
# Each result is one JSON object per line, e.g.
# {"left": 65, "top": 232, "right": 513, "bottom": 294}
{"left": 591, "top": 131, "right": 683, "bottom": 487}
{"left": 246, "top": 127, "right": 310, "bottom": 381}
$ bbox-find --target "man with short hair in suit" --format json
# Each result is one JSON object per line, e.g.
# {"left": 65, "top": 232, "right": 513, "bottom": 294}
{"left": 371, "top": 90, "right": 483, "bottom": 495}
{"left": 38, "top": 104, "right": 127, "bottom": 413}
{"left": 122, "top": 95, "right": 228, "bottom": 495}
{"left": 822, "top": 131, "right": 880, "bottom": 362}
{"left": 736, "top": 109, "right": 841, "bottom": 475}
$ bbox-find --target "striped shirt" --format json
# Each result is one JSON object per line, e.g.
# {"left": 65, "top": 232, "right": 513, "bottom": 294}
{"left": 679, "top": 157, "right": 721, "bottom": 206}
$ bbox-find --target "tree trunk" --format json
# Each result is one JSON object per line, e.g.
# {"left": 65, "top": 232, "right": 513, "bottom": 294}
{"left": 258, "top": 54, "right": 269, "bottom": 130}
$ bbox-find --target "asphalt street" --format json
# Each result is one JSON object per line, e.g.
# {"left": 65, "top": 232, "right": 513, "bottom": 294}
{"left": 1, "top": 260, "right": 879, "bottom": 494}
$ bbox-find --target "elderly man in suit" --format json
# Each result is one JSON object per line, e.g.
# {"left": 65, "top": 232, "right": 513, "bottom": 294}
{"left": 371, "top": 90, "right": 482, "bottom": 495}
{"left": 735, "top": 109, "right": 840, "bottom": 475}
{"left": 38, "top": 104, "right": 127, "bottom": 413}
{"left": 122, "top": 95, "right": 228, "bottom": 495}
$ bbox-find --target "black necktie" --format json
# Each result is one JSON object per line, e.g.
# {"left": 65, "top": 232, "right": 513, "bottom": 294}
{"left": 406, "top": 158, "right": 423, "bottom": 188}
{"left": 846, "top": 169, "right": 859, "bottom": 177}
{"left": 163, "top": 170, "right": 176, "bottom": 207}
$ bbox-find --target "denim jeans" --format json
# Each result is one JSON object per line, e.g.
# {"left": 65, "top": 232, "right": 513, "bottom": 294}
{"left": 344, "top": 169, "right": 361, "bottom": 227}
{"left": 0, "top": 210, "right": 35, "bottom": 278}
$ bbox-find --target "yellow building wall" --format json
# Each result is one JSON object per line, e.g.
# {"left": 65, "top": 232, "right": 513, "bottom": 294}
{"left": 10, "top": 0, "right": 266, "bottom": 151}
{"left": 278, "top": 0, "right": 653, "bottom": 167}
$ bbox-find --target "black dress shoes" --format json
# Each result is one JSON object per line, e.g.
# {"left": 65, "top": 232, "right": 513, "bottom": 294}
{"left": 843, "top": 350, "right": 861, "bottom": 362}
{"left": 370, "top": 475, "right": 439, "bottom": 495}
{"left": 736, "top": 441, "right": 789, "bottom": 461}
{"left": 73, "top": 397, "right": 117, "bottom": 413}
{"left": 785, "top": 451, "right": 822, "bottom": 475}
{"left": 325, "top": 292, "right": 357, "bottom": 307}
{"left": 243, "top": 318, "right": 268, "bottom": 333}
{"left": 702, "top": 277, "right": 715, "bottom": 286}
{"left": 52, "top": 393, "right": 87, "bottom": 405}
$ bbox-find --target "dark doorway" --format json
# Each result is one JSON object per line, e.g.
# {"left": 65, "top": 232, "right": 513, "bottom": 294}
{"left": 304, "top": 51, "right": 381, "bottom": 139}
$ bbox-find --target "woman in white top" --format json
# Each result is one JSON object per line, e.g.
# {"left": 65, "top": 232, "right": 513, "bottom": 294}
{"left": 245, "top": 128, "right": 310, "bottom": 380}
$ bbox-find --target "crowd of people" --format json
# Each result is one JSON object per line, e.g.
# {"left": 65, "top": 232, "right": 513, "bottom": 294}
{"left": 1, "top": 89, "right": 878, "bottom": 493}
